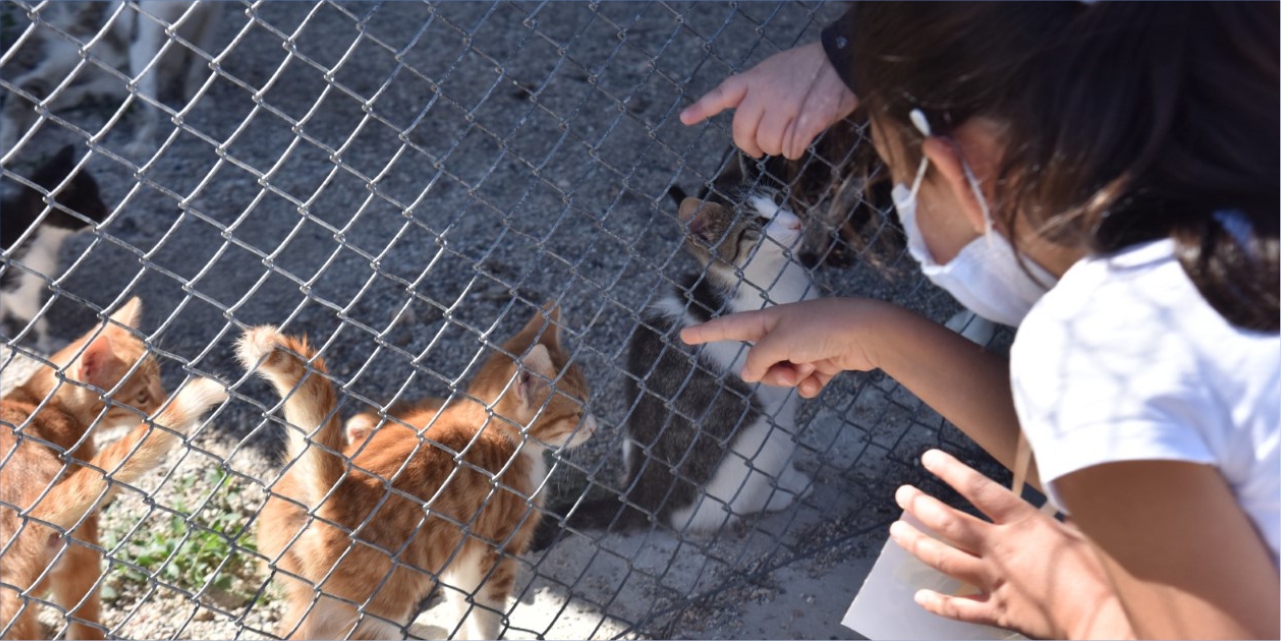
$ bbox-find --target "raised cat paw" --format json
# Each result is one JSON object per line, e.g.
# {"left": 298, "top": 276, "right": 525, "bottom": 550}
{"left": 763, "top": 467, "right": 812, "bottom": 512}
{"left": 780, "top": 466, "right": 814, "bottom": 499}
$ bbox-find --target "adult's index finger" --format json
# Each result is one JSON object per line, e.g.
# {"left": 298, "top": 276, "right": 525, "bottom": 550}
{"left": 680, "top": 76, "right": 747, "bottom": 126}
{"left": 679, "top": 310, "right": 770, "bottom": 346}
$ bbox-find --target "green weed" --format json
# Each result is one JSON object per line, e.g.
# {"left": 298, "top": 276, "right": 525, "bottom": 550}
{"left": 103, "top": 468, "right": 259, "bottom": 601}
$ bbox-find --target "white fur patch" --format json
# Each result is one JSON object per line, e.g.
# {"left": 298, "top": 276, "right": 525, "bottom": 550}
{"left": 3, "top": 227, "right": 73, "bottom": 323}
{"left": 734, "top": 198, "right": 814, "bottom": 310}
{"left": 668, "top": 411, "right": 808, "bottom": 532}
{"left": 442, "top": 547, "right": 505, "bottom": 640}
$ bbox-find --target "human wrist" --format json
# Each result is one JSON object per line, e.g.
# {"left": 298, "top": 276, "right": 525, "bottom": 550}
{"left": 1053, "top": 541, "right": 1133, "bottom": 639}
{"left": 833, "top": 297, "right": 902, "bottom": 373}
{"left": 1062, "top": 590, "right": 1133, "bottom": 640}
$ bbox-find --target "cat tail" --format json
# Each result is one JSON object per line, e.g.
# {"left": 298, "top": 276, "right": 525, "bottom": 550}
{"left": 30, "top": 377, "right": 227, "bottom": 531}
{"left": 529, "top": 494, "right": 648, "bottom": 552}
{"left": 236, "top": 326, "right": 347, "bottom": 512}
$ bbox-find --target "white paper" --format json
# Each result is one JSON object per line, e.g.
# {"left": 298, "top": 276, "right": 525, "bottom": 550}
{"left": 842, "top": 512, "right": 1024, "bottom": 640}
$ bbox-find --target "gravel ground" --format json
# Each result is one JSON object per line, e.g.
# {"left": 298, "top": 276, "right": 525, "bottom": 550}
{"left": 2, "top": 2, "right": 1008, "bottom": 639}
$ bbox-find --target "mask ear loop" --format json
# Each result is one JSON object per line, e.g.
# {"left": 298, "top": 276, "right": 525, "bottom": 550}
{"left": 912, "top": 109, "right": 998, "bottom": 245}
{"left": 962, "top": 161, "right": 996, "bottom": 242}
{"left": 907, "top": 109, "right": 932, "bottom": 202}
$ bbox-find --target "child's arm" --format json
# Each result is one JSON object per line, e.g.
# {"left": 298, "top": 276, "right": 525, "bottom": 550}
{"left": 679, "top": 41, "right": 858, "bottom": 160}
{"left": 1057, "top": 461, "right": 1280, "bottom": 638}
{"left": 681, "top": 297, "right": 1034, "bottom": 485}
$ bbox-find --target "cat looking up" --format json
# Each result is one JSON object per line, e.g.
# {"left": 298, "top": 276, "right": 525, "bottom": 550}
{"left": 536, "top": 157, "right": 817, "bottom": 550}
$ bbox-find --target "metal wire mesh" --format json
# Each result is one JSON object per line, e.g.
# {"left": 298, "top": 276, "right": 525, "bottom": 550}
{"left": 0, "top": 2, "right": 1007, "bottom": 639}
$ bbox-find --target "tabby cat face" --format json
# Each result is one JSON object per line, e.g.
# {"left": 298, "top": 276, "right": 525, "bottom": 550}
{"left": 677, "top": 194, "right": 803, "bottom": 271}
{"left": 475, "top": 304, "right": 596, "bottom": 451}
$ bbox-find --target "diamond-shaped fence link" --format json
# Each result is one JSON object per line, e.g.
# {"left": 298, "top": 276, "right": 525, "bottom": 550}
{"left": 0, "top": 2, "right": 1008, "bottom": 639}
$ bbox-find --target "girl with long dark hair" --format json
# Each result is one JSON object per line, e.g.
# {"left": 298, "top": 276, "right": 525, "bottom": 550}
{"left": 681, "top": 3, "right": 1279, "bottom": 637}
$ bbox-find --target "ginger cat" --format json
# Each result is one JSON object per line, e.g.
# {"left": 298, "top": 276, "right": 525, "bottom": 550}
{"left": 0, "top": 297, "right": 226, "bottom": 640}
{"left": 238, "top": 304, "right": 595, "bottom": 640}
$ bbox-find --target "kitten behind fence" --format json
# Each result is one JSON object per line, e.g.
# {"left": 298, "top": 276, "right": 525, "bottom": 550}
{"left": 0, "top": 1, "right": 222, "bottom": 157}
{"left": 1, "top": 145, "right": 110, "bottom": 351}
{"left": 0, "top": 297, "right": 226, "bottom": 640}
{"left": 536, "top": 160, "right": 816, "bottom": 550}
{"left": 239, "top": 304, "right": 595, "bottom": 640}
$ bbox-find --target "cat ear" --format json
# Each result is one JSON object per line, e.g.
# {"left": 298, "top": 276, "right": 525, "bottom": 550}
{"left": 32, "top": 145, "right": 78, "bottom": 189}
{"left": 680, "top": 198, "right": 733, "bottom": 243}
{"left": 516, "top": 344, "right": 554, "bottom": 406}
{"left": 76, "top": 333, "right": 125, "bottom": 390}
{"left": 678, "top": 197, "right": 708, "bottom": 238}
{"left": 539, "top": 302, "right": 563, "bottom": 351}
{"left": 346, "top": 422, "right": 372, "bottom": 445}
{"left": 344, "top": 413, "right": 376, "bottom": 444}
{"left": 519, "top": 304, "right": 562, "bottom": 352}
{"left": 109, "top": 297, "right": 144, "bottom": 329}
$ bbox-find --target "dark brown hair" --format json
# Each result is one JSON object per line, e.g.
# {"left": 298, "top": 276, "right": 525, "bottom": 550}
{"left": 847, "top": 1, "right": 1279, "bottom": 331}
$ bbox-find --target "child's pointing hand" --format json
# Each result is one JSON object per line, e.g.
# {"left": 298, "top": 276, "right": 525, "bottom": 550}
{"left": 680, "top": 298, "right": 890, "bottom": 398}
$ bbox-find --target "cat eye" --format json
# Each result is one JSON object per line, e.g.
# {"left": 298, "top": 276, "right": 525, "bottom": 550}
{"left": 135, "top": 391, "right": 150, "bottom": 404}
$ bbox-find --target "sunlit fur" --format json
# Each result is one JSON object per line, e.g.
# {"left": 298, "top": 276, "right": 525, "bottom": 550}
{"left": 240, "top": 304, "right": 594, "bottom": 640}
{"left": 0, "top": 297, "right": 225, "bottom": 640}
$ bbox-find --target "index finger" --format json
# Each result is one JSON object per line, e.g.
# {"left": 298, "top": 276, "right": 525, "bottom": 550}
{"left": 679, "top": 308, "right": 775, "bottom": 346}
{"left": 680, "top": 76, "right": 748, "bottom": 126}
{"left": 921, "top": 449, "right": 1031, "bottom": 524}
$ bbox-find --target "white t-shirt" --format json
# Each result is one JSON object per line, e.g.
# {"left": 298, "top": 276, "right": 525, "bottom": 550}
{"left": 1011, "top": 239, "right": 1280, "bottom": 558}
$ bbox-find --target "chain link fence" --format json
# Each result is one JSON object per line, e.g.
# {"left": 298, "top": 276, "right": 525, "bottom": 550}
{"left": 1, "top": 2, "right": 1008, "bottom": 638}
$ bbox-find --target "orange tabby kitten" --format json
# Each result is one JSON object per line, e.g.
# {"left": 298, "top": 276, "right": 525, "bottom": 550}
{"left": 0, "top": 298, "right": 226, "bottom": 640}
{"left": 343, "top": 397, "right": 445, "bottom": 448}
{"left": 238, "top": 305, "right": 595, "bottom": 640}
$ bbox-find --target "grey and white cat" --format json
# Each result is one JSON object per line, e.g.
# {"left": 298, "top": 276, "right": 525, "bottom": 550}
{"left": 536, "top": 157, "right": 817, "bottom": 547}
{"left": 1, "top": 145, "right": 109, "bottom": 350}
{"left": 0, "top": 1, "right": 222, "bottom": 157}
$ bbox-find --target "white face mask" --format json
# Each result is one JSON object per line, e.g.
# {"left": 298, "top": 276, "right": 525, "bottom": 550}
{"left": 892, "top": 110, "right": 1057, "bottom": 327}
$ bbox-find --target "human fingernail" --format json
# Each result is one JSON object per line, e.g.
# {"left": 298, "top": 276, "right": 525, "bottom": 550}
{"left": 922, "top": 449, "right": 946, "bottom": 470}
{"left": 888, "top": 520, "right": 908, "bottom": 542}
{"left": 894, "top": 484, "right": 916, "bottom": 508}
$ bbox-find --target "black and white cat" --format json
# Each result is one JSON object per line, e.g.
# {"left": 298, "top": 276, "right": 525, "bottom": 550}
{"left": 1, "top": 145, "right": 110, "bottom": 350}
{"left": 536, "top": 157, "right": 817, "bottom": 547}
